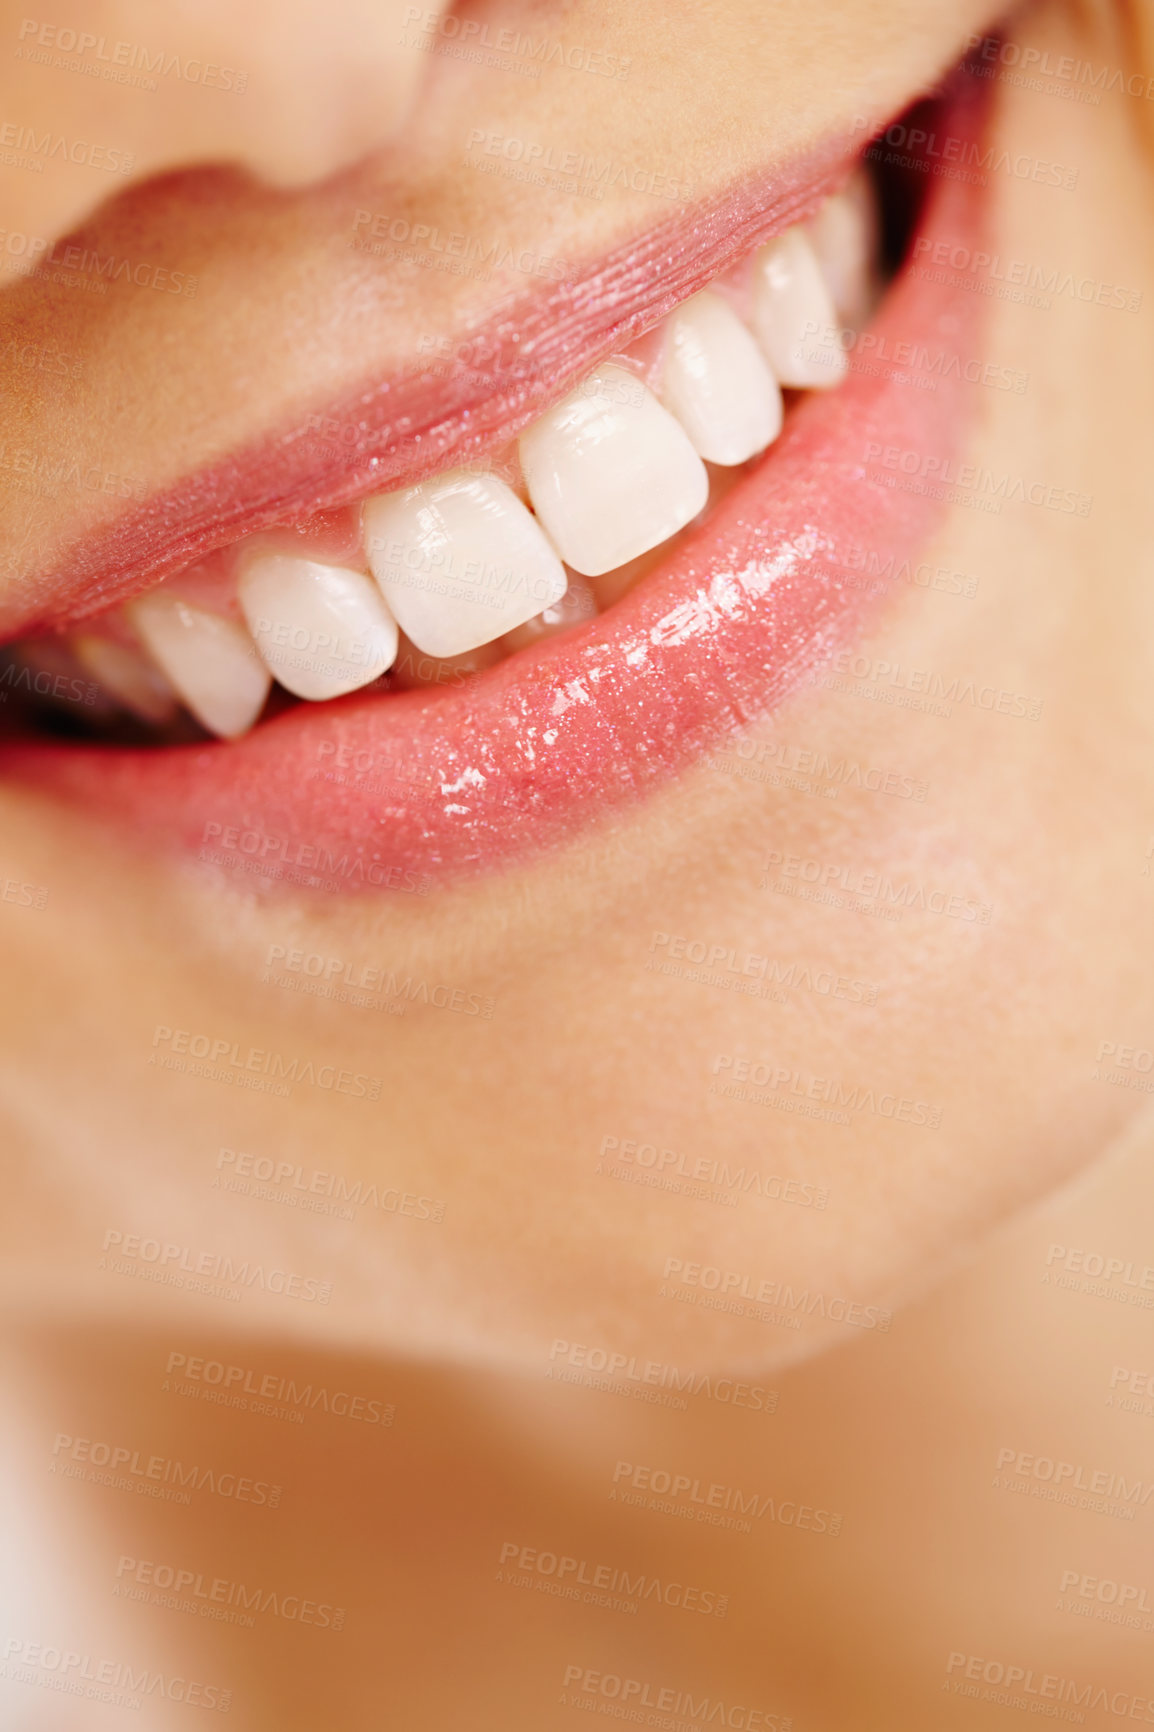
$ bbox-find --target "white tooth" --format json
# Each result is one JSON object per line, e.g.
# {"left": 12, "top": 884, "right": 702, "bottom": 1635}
{"left": 661, "top": 290, "right": 783, "bottom": 466}
{"left": 128, "top": 594, "right": 271, "bottom": 739}
{"left": 753, "top": 227, "right": 847, "bottom": 390}
{"left": 236, "top": 552, "right": 399, "bottom": 701}
{"left": 807, "top": 172, "right": 878, "bottom": 329}
{"left": 71, "top": 633, "right": 179, "bottom": 724}
{"left": 519, "top": 362, "right": 708, "bottom": 577}
{"left": 502, "top": 570, "right": 600, "bottom": 651}
{"left": 362, "top": 469, "right": 567, "bottom": 658}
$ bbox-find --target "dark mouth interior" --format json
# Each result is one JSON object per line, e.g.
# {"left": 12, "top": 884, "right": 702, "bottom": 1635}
{"left": 0, "top": 89, "right": 940, "bottom": 752}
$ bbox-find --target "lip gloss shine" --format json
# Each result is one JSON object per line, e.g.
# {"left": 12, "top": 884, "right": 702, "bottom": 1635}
{"left": 2, "top": 79, "right": 989, "bottom": 887}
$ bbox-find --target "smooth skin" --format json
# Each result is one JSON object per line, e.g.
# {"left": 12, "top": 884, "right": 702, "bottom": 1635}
{"left": 1, "top": 0, "right": 1154, "bottom": 1726}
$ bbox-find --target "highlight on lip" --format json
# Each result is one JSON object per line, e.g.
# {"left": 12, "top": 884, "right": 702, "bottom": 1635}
{"left": 0, "top": 72, "right": 988, "bottom": 880}
{"left": 5, "top": 174, "right": 878, "bottom": 742}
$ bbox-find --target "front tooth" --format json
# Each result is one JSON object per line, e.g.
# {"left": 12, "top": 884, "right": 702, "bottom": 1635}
{"left": 807, "top": 171, "right": 879, "bottom": 329}
{"left": 753, "top": 227, "right": 847, "bottom": 390}
{"left": 236, "top": 552, "right": 399, "bottom": 701}
{"left": 519, "top": 363, "right": 708, "bottom": 577}
{"left": 71, "top": 633, "right": 179, "bottom": 724}
{"left": 362, "top": 469, "right": 567, "bottom": 659}
{"left": 128, "top": 594, "right": 271, "bottom": 739}
{"left": 502, "top": 570, "right": 599, "bottom": 651}
{"left": 661, "top": 290, "right": 783, "bottom": 466}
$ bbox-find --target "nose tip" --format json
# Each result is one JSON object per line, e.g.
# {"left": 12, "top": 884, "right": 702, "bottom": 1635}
{"left": 0, "top": 0, "right": 454, "bottom": 257}
{"left": 238, "top": 82, "right": 420, "bottom": 192}
{"left": 217, "top": 0, "right": 450, "bottom": 188}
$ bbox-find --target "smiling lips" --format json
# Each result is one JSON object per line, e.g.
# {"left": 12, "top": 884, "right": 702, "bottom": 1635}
{"left": 30, "top": 174, "right": 873, "bottom": 740}
{"left": 3, "top": 75, "right": 987, "bottom": 885}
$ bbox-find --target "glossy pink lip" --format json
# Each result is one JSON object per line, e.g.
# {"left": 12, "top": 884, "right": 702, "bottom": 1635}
{"left": 4, "top": 83, "right": 985, "bottom": 889}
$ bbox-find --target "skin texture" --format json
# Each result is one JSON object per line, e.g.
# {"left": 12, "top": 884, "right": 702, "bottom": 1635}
{"left": 1, "top": 0, "right": 1153, "bottom": 1726}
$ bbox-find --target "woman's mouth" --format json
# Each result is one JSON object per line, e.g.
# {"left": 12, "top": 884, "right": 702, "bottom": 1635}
{"left": 0, "top": 70, "right": 987, "bottom": 889}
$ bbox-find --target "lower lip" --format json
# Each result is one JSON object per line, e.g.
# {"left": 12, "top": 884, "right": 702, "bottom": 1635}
{"left": 5, "top": 93, "right": 985, "bottom": 891}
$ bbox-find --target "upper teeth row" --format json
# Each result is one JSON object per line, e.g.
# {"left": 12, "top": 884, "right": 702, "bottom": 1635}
{"left": 71, "top": 177, "right": 875, "bottom": 739}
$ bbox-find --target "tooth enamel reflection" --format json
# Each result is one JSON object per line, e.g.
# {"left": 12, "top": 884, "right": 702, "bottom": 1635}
{"left": 753, "top": 227, "right": 847, "bottom": 390}
{"left": 807, "top": 171, "right": 878, "bottom": 329}
{"left": 519, "top": 362, "right": 709, "bottom": 577}
{"left": 236, "top": 552, "right": 399, "bottom": 701}
{"left": 128, "top": 594, "right": 271, "bottom": 739}
{"left": 71, "top": 633, "right": 179, "bottom": 724}
{"left": 502, "top": 569, "right": 600, "bottom": 651}
{"left": 362, "top": 469, "right": 568, "bottom": 659}
{"left": 661, "top": 290, "right": 783, "bottom": 466}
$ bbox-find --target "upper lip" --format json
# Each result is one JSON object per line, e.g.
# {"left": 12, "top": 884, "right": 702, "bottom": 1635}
{"left": 2, "top": 67, "right": 990, "bottom": 880}
{"left": 8, "top": 124, "right": 862, "bottom": 645}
